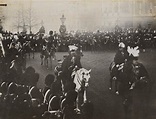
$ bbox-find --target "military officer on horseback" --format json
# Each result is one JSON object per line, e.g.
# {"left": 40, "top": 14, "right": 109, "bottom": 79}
{"left": 47, "top": 31, "right": 54, "bottom": 49}
{"left": 109, "top": 42, "right": 129, "bottom": 94}
{"left": 114, "top": 42, "right": 129, "bottom": 66}
{"left": 120, "top": 46, "right": 150, "bottom": 119}
{"left": 61, "top": 45, "right": 82, "bottom": 84}
{"left": 127, "top": 46, "right": 149, "bottom": 90}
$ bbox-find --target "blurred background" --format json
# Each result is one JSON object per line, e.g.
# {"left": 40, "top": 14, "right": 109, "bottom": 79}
{"left": 0, "top": 0, "right": 156, "bottom": 33}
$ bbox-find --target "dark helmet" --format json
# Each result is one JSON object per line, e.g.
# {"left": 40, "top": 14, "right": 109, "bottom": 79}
{"left": 45, "top": 74, "right": 55, "bottom": 86}
{"left": 49, "top": 31, "right": 53, "bottom": 35}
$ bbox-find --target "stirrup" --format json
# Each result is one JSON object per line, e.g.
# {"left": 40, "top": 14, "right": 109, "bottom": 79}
{"left": 109, "top": 87, "right": 112, "bottom": 90}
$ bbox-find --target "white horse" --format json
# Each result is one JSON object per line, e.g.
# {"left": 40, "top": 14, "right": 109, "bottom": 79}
{"left": 71, "top": 67, "right": 91, "bottom": 108}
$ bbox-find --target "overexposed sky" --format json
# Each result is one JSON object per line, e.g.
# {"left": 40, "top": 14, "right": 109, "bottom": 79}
{"left": 2, "top": 0, "right": 156, "bottom": 33}
{"left": 4, "top": 0, "right": 104, "bottom": 33}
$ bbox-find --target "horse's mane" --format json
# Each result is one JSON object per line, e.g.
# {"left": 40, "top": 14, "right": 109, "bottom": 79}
{"left": 72, "top": 68, "right": 87, "bottom": 77}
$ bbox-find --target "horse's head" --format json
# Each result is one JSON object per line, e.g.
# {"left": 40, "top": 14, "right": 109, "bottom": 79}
{"left": 72, "top": 68, "right": 91, "bottom": 91}
{"left": 83, "top": 69, "right": 91, "bottom": 87}
{"left": 78, "top": 68, "right": 91, "bottom": 88}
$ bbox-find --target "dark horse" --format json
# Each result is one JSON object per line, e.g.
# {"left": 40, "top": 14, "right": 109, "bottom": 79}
{"left": 109, "top": 61, "right": 125, "bottom": 94}
{"left": 110, "top": 60, "right": 150, "bottom": 119}
{"left": 24, "top": 41, "right": 35, "bottom": 59}
{"left": 40, "top": 44, "right": 56, "bottom": 69}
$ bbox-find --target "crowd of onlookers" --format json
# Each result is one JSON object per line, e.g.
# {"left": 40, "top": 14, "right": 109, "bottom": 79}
{"left": 0, "top": 25, "right": 156, "bottom": 53}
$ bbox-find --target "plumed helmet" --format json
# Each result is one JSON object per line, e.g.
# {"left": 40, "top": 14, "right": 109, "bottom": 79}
{"left": 127, "top": 46, "right": 139, "bottom": 58}
{"left": 68, "top": 45, "right": 78, "bottom": 51}
{"left": 49, "top": 30, "right": 53, "bottom": 35}
{"left": 118, "top": 42, "right": 125, "bottom": 48}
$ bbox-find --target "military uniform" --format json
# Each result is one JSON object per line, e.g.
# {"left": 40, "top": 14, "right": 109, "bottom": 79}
{"left": 114, "top": 49, "right": 129, "bottom": 65}
{"left": 129, "top": 62, "right": 149, "bottom": 89}
{"left": 61, "top": 45, "right": 82, "bottom": 84}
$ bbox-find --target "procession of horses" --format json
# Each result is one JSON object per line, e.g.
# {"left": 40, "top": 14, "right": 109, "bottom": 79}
{"left": 0, "top": 26, "right": 154, "bottom": 119}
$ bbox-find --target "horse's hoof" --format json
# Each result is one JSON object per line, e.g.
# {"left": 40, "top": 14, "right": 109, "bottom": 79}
{"left": 123, "top": 99, "right": 128, "bottom": 105}
{"left": 115, "top": 91, "right": 119, "bottom": 95}
{"left": 113, "top": 77, "right": 117, "bottom": 80}
{"left": 75, "top": 108, "right": 81, "bottom": 114}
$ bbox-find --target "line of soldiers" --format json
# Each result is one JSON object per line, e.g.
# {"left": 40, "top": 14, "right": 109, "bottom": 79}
{"left": 0, "top": 42, "right": 92, "bottom": 119}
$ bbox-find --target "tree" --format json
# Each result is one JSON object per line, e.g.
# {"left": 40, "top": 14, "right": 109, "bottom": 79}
{"left": 12, "top": 2, "right": 40, "bottom": 33}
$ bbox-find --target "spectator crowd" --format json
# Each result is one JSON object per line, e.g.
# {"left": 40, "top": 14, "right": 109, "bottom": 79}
{"left": 0, "top": 24, "right": 155, "bottom": 119}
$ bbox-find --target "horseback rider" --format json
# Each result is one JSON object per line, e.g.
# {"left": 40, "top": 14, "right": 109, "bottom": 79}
{"left": 109, "top": 42, "right": 129, "bottom": 94}
{"left": 8, "top": 42, "right": 19, "bottom": 63}
{"left": 127, "top": 46, "right": 149, "bottom": 90}
{"left": 47, "top": 31, "right": 54, "bottom": 50}
{"left": 61, "top": 45, "right": 82, "bottom": 84}
{"left": 119, "top": 46, "right": 150, "bottom": 119}
{"left": 47, "top": 31, "right": 56, "bottom": 60}
{"left": 114, "top": 42, "right": 129, "bottom": 66}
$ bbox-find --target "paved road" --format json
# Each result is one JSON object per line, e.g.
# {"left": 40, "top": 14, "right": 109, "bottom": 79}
{"left": 26, "top": 50, "right": 156, "bottom": 119}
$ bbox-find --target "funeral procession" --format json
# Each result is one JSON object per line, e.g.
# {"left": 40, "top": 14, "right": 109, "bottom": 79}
{"left": 0, "top": 0, "right": 156, "bottom": 119}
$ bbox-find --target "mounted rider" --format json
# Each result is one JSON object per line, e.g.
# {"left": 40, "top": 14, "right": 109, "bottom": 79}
{"left": 110, "top": 43, "right": 128, "bottom": 81}
{"left": 47, "top": 31, "right": 54, "bottom": 50}
{"left": 109, "top": 42, "right": 129, "bottom": 94}
{"left": 127, "top": 46, "right": 149, "bottom": 90}
{"left": 114, "top": 42, "right": 129, "bottom": 66}
{"left": 61, "top": 45, "right": 82, "bottom": 84}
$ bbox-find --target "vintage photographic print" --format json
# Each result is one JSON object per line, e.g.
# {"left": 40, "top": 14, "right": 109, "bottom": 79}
{"left": 0, "top": 0, "right": 155, "bottom": 119}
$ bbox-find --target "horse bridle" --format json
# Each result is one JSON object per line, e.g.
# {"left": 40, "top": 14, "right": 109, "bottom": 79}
{"left": 75, "top": 70, "right": 89, "bottom": 87}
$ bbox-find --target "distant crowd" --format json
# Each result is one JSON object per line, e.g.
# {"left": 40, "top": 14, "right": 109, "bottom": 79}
{"left": 0, "top": 25, "right": 156, "bottom": 53}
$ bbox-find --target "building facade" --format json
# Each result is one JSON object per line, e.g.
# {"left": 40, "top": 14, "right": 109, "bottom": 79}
{"left": 0, "top": 0, "right": 7, "bottom": 31}
{"left": 99, "top": 0, "right": 156, "bottom": 30}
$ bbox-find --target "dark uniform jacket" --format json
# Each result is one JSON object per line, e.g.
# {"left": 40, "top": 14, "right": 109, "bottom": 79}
{"left": 114, "top": 50, "right": 129, "bottom": 65}
{"left": 61, "top": 54, "right": 82, "bottom": 81}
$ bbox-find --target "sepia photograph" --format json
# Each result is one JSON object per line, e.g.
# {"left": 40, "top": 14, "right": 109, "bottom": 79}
{"left": 0, "top": 0, "right": 156, "bottom": 119}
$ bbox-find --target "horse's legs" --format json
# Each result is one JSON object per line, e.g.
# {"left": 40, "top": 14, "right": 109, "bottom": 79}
{"left": 53, "top": 52, "right": 56, "bottom": 60}
{"left": 41, "top": 58, "right": 42, "bottom": 65}
{"left": 60, "top": 80, "right": 65, "bottom": 94}
{"left": 83, "top": 90, "right": 87, "bottom": 103}
{"left": 23, "top": 58, "right": 26, "bottom": 71}
{"left": 40, "top": 55, "right": 43, "bottom": 65}
{"left": 76, "top": 92, "right": 81, "bottom": 112}
{"left": 28, "top": 52, "right": 30, "bottom": 59}
{"left": 45, "top": 58, "right": 48, "bottom": 68}
{"left": 49, "top": 56, "right": 52, "bottom": 69}
{"left": 115, "top": 80, "right": 119, "bottom": 94}
{"left": 32, "top": 50, "right": 34, "bottom": 59}
{"left": 109, "top": 77, "right": 113, "bottom": 90}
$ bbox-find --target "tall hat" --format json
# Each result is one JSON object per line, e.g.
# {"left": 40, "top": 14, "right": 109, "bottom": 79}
{"left": 127, "top": 46, "right": 139, "bottom": 58}
{"left": 118, "top": 42, "right": 125, "bottom": 48}
{"left": 68, "top": 45, "right": 78, "bottom": 51}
